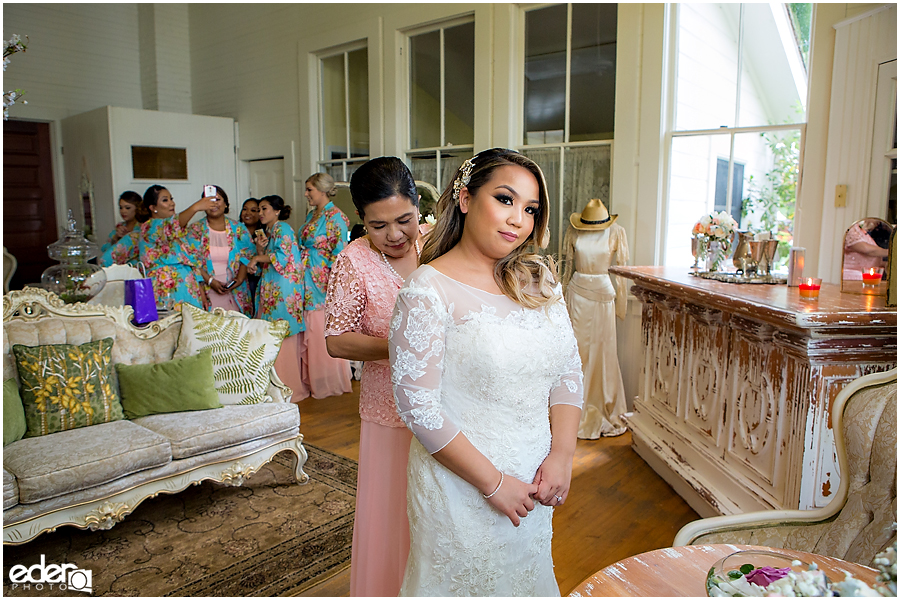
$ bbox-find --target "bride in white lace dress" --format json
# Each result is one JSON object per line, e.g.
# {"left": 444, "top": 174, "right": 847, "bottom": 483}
{"left": 389, "top": 149, "right": 584, "bottom": 596}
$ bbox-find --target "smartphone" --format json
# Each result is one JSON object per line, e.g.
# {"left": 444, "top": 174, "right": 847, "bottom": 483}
{"left": 224, "top": 280, "right": 238, "bottom": 290}
{"left": 204, "top": 185, "right": 217, "bottom": 198}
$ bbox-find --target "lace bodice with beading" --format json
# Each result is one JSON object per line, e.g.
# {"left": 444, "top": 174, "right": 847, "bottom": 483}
{"left": 324, "top": 238, "right": 405, "bottom": 427}
{"left": 389, "top": 265, "right": 584, "bottom": 596}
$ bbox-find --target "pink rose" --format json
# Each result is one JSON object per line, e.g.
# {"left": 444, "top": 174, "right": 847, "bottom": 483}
{"left": 745, "top": 567, "right": 791, "bottom": 587}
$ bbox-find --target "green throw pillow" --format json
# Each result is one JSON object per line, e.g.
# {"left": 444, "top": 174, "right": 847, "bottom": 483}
{"left": 172, "top": 304, "right": 289, "bottom": 405}
{"left": 12, "top": 338, "right": 125, "bottom": 438}
{"left": 3, "top": 379, "right": 27, "bottom": 445}
{"left": 115, "top": 348, "right": 222, "bottom": 419}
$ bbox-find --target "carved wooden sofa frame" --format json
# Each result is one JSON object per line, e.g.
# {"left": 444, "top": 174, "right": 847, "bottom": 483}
{"left": 3, "top": 288, "right": 309, "bottom": 545}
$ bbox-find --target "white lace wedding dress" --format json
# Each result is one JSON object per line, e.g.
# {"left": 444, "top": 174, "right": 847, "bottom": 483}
{"left": 389, "top": 265, "right": 584, "bottom": 597}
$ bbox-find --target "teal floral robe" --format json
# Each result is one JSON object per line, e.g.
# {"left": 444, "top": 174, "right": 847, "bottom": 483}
{"left": 256, "top": 221, "right": 306, "bottom": 336}
{"left": 186, "top": 217, "right": 256, "bottom": 316}
{"left": 298, "top": 202, "right": 349, "bottom": 311}
{"left": 98, "top": 226, "right": 139, "bottom": 267}
{"left": 138, "top": 216, "right": 204, "bottom": 310}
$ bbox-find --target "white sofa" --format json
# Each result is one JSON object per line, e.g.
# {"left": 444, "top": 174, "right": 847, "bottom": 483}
{"left": 3, "top": 288, "right": 308, "bottom": 545}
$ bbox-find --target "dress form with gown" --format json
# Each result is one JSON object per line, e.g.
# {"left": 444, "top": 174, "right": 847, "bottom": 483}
{"left": 561, "top": 221, "right": 629, "bottom": 439}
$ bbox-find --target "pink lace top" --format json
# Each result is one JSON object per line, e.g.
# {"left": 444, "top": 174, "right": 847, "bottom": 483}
{"left": 324, "top": 238, "right": 405, "bottom": 427}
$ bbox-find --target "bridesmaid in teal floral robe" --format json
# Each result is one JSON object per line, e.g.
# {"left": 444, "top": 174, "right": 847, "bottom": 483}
{"left": 248, "top": 195, "right": 306, "bottom": 336}
{"left": 98, "top": 191, "right": 147, "bottom": 266}
{"left": 186, "top": 186, "right": 256, "bottom": 316}
{"left": 99, "top": 231, "right": 138, "bottom": 267}
{"left": 299, "top": 199, "right": 349, "bottom": 310}
{"left": 139, "top": 185, "right": 216, "bottom": 311}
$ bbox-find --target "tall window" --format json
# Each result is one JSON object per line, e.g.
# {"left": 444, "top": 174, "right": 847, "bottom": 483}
{"left": 664, "top": 3, "right": 810, "bottom": 267}
{"left": 318, "top": 45, "right": 369, "bottom": 182}
{"left": 519, "top": 3, "right": 617, "bottom": 258}
{"left": 405, "top": 18, "right": 475, "bottom": 193}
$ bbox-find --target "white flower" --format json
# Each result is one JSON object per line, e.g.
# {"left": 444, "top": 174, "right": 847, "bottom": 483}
{"left": 424, "top": 214, "right": 436, "bottom": 226}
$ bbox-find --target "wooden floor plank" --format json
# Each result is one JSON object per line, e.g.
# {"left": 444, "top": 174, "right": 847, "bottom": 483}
{"left": 295, "top": 382, "right": 699, "bottom": 596}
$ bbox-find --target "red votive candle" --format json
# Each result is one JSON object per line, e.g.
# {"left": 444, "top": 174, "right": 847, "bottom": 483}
{"left": 861, "top": 267, "right": 884, "bottom": 286}
{"left": 798, "top": 277, "right": 822, "bottom": 299}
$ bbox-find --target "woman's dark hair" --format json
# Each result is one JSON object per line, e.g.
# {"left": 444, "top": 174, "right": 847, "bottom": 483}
{"left": 349, "top": 156, "right": 418, "bottom": 218}
{"left": 350, "top": 223, "right": 366, "bottom": 241}
{"left": 260, "top": 195, "right": 292, "bottom": 220}
{"left": 142, "top": 185, "right": 169, "bottom": 212}
{"left": 241, "top": 198, "right": 259, "bottom": 212}
{"left": 201, "top": 185, "right": 230, "bottom": 214}
{"left": 120, "top": 190, "right": 150, "bottom": 223}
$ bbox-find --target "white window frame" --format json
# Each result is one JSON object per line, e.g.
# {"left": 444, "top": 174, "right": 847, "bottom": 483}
{"left": 403, "top": 15, "right": 476, "bottom": 188}
{"left": 518, "top": 3, "right": 616, "bottom": 258}
{"left": 316, "top": 41, "right": 370, "bottom": 182}
{"left": 660, "top": 3, "right": 807, "bottom": 266}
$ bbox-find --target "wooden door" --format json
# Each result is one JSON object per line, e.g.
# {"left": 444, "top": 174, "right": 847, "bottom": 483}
{"left": 3, "top": 120, "right": 58, "bottom": 290}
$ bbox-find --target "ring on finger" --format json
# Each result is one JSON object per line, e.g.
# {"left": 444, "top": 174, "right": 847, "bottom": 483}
{"left": 555, "top": 495, "right": 563, "bottom": 504}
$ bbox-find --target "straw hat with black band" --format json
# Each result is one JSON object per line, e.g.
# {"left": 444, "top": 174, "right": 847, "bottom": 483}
{"left": 570, "top": 198, "right": 617, "bottom": 231}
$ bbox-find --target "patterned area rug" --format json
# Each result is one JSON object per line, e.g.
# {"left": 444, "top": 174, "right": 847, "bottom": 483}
{"left": 3, "top": 444, "right": 356, "bottom": 597}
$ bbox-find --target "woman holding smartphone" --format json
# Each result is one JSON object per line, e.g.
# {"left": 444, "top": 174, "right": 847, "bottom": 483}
{"left": 187, "top": 185, "right": 255, "bottom": 315}
{"left": 248, "top": 195, "right": 309, "bottom": 397}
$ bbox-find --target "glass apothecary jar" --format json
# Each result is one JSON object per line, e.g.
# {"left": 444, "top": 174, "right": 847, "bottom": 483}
{"left": 40, "top": 210, "right": 106, "bottom": 303}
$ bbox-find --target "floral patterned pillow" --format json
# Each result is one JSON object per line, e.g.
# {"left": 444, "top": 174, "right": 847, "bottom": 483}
{"left": 12, "top": 338, "right": 124, "bottom": 437}
{"left": 173, "top": 304, "right": 290, "bottom": 405}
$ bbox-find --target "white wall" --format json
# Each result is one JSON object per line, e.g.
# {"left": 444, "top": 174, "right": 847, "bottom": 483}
{"left": 108, "top": 107, "right": 236, "bottom": 224}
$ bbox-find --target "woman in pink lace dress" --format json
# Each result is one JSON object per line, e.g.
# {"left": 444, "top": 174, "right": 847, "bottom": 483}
{"left": 323, "top": 157, "right": 422, "bottom": 597}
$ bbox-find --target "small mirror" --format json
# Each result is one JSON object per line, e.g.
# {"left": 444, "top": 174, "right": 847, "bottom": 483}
{"left": 841, "top": 217, "right": 893, "bottom": 295}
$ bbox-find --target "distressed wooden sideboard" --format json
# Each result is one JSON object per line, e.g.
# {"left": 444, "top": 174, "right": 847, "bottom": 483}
{"left": 611, "top": 266, "right": 896, "bottom": 518}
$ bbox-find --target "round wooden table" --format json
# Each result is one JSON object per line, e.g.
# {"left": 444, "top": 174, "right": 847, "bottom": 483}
{"left": 568, "top": 544, "right": 880, "bottom": 596}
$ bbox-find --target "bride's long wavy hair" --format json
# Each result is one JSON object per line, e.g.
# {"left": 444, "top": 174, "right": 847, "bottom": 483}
{"left": 419, "top": 148, "right": 559, "bottom": 309}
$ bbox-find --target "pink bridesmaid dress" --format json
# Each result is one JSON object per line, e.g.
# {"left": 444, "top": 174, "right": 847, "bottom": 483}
{"left": 324, "top": 238, "right": 412, "bottom": 597}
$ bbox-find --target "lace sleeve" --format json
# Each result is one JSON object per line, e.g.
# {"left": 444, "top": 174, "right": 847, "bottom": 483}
{"left": 548, "top": 301, "right": 585, "bottom": 410}
{"left": 324, "top": 252, "right": 364, "bottom": 336}
{"left": 389, "top": 282, "right": 460, "bottom": 454}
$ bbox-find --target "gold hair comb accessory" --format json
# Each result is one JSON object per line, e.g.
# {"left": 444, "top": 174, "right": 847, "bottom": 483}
{"left": 452, "top": 157, "right": 476, "bottom": 202}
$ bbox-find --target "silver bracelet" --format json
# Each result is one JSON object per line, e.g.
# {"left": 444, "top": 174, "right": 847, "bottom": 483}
{"left": 482, "top": 472, "right": 504, "bottom": 499}
{"left": 206, "top": 275, "right": 214, "bottom": 286}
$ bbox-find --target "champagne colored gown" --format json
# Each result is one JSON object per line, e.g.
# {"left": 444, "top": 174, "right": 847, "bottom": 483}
{"left": 561, "top": 222, "right": 629, "bottom": 439}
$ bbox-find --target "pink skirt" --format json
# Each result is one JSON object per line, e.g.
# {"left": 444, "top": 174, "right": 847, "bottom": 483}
{"left": 302, "top": 309, "right": 352, "bottom": 399}
{"left": 350, "top": 421, "right": 413, "bottom": 597}
{"left": 273, "top": 334, "right": 310, "bottom": 402}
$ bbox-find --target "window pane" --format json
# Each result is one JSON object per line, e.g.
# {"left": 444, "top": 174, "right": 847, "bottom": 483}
{"left": 444, "top": 22, "right": 475, "bottom": 146}
{"left": 410, "top": 31, "right": 441, "bottom": 149}
{"left": 409, "top": 153, "right": 437, "bottom": 187}
{"left": 323, "top": 163, "right": 344, "bottom": 182}
{"left": 345, "top": 160, "right": 368, "bottom": 183}
{"left": 738, "top": 3, "right": 806, "bottom": 126}
{"left": 675, "top": 3, "right": 740, "bottom": 130}
{"left": 563, "top": 146, "right": 612, "bottom": 231}
{"left": 525, "top": 5, "right": 567, "bottom": 142}
{"left": 665, "top": 134, "right": 732, "bottom": 266}
{"left": 736, "top": 129, "right": 800, "bottom": 267}
{"left": 440, "top": 150, "right": 469, "bottom": 193}
{"left": 521, "top": 147, "right": 561, "bottom": 257}
{"left": 322, "top": 54, "right": 347, "bottom": 160}
{"left": 347, "top": 48, "right": 369, "bottom": 158}
{"left": 570, "top": 4, "right": 617, "bottom": 141}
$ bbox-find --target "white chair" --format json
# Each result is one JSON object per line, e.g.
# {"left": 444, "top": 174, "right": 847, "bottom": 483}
{"left": 673, "top": 368, "right": 897, "bottom": 567}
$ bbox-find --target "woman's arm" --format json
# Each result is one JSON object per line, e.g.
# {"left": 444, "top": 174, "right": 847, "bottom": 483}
{"left": 178, "top": 197, "right": 217, "bottom": 228}
{"left": 532, "top": 404, "right": 581, "bottom": 506}
{"left": 326, "top": 332, "right": 388, "bottom": 361}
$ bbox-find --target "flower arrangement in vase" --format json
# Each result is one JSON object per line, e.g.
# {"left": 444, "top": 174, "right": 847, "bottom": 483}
{"left": 693, "top": 211, "right": 739, "bottom": 271}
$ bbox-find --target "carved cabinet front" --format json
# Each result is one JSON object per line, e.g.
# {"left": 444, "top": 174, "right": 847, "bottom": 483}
{"left": 629, "top": 284, "right": 894, "bottom": 516}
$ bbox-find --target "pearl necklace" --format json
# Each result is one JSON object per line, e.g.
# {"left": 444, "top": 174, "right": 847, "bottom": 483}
{"left": 380, "top": 240, "right": 420, "bottom": 281}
